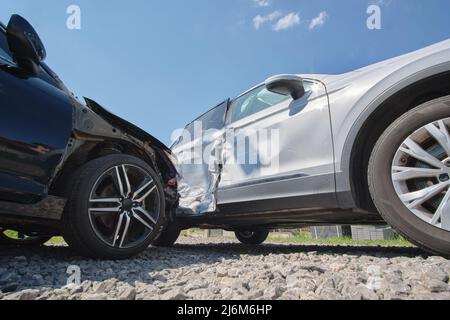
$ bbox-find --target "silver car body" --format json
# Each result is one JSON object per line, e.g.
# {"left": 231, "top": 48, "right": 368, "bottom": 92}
{"left": 173, "top": 39, "right": 450, "bottom": 222}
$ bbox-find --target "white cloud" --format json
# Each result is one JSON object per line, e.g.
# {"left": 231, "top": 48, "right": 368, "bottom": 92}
{"left": 273, "top": 12, "right": 300, "bottom": 31}
{"left": 253, "top": 0, "right": 270, "bottom": 7}
{"left": 309, "top": 11, "right": 328, "bottom": 30}
{"left": 253, "top": 10, "right": 282, "bottom": 30}
{"left": 373, "top": 0, "right": 392, "bottom": 7}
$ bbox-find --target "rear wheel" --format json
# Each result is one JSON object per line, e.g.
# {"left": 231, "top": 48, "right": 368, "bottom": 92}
{"left": 152, "top": 223, "right": 181, "bottom": 247}
{"left": 63, "top": 154, "right": 166, "bottom": 260}
{"left": 235, "top": 230, "right": 269, "bottom": 245}
{"left": 369, "top": 96, "right": 450, "bottom": 257}
{"left": 0, "top": 229, "right": 51, "bottom": 246}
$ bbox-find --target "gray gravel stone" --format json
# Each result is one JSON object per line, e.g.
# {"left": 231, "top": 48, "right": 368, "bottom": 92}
{"left": 263, "top": 286, "right": 285, "bottom": 299}
{"left": 4, "top": 289, "right": 40, "bottom": 300}
{"left": 81, "top": 293, "right": 108, "bottom": 300}
{"left": 161, "top": 288, "right": 189, "bottom": 300}
{"left": 118, "top": 285, "right": 136, "bottom": 300}
{"left": 0, "top": 236, "right": 447, "bottom": 300}
{"left": 0, "top": 283, "right": 18, "bottom": 293}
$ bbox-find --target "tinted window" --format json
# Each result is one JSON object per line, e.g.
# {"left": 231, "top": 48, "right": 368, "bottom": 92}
{"left": 229, "top": 85, "right": 291, "bottom": 123}
{"left": 0, "top": 29, "right": 14, "bottom": 63}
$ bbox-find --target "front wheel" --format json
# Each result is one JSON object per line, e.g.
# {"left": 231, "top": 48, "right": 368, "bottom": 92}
{"left": 369, "top": 95, "right": 450, "bottom": 257}
{"left": 235, "top": 230, "right": 269, "bottom": 245}
{"left": 63, "top": 154, "right": 167, "bottom": 260}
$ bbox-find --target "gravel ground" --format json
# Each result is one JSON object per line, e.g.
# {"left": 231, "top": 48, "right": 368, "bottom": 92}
{"left": 0, "top": 236, "right": 450, "bottom": 300}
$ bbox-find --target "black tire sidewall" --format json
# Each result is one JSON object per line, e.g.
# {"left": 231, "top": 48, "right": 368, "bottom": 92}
{"left": 235, "top": 230, "right": 269, "bottom": 245}
{"left": 369, "top": 96, "right": 450, "bottom": 256}
{"left": 152, "top": 222, "right": 181, "bottom": 247}
{"left": 64, "top": 154, "right": 166, "bottom": 259}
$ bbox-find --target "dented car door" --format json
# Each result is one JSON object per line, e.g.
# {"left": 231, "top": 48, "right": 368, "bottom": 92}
{"left": 217, "top": 80, "right": 336, "bottom": 207}
{"left": 172, "top": 100, "right": 229, "bottom": 214}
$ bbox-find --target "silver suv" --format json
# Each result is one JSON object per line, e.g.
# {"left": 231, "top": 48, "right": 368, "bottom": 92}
{"left": 154, "top": 40, "right": 450, "bottom": 257}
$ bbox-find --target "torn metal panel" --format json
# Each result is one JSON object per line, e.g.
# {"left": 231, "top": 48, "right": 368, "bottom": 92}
{"left": 174, "top": 131, "right": 224, "bottom": 215}
{"left": 83, "top": 98, "right": 172, "bottom": 153}
{"left": 172, "top": 100, "right": 229, "bottom": 215}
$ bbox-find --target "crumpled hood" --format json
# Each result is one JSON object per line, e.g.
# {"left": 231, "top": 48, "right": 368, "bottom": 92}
{"left": 84, "top": 98, "right": 172, "bottom": 153}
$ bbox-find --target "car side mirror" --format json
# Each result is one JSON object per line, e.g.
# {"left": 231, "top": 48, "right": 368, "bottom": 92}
{"left": 6, "top": 14, "right": 46, "bottom": 74}
{"left": 265, "top": 74, "right": 305, "bottom": 100}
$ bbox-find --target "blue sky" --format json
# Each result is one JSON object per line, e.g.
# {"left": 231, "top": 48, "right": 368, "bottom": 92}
{"left": 2, "top": 0, "right": 450, "bottom": 144}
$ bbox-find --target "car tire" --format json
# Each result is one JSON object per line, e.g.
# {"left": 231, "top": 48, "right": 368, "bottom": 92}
{"left": 369, "top": 95, "right": 450, "bottom": 257}
{"left": 152, "top": 223, "right": 181, "bottom": 247}
{"left": 0, "top": 229, "right": 52, "bottom": 246}
{"left": 235, "top": 230, "right": 269, "bottom": 245}
{"left": 62, "top": 154, "right": 167, "bottom": 260}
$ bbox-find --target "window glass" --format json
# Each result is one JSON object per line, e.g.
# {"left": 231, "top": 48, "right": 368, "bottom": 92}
{"left": 0, "top": 29, "right": 14, "bottom": 63}
{"left": 229, "top": 86, "right": 290, "bottom": 123}
{"left": 197, "top": 100, "right": 228, "bottom": 131}
{"left": 229, "top": 82, "right": 313, "bottom": 123}
{"left": 172, "top": 100, "right": 228, "bottom": 148}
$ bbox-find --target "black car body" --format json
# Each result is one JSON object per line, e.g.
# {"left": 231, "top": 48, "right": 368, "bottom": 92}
{"left": 0, "top": 16, "right": 178, "bottom": 258}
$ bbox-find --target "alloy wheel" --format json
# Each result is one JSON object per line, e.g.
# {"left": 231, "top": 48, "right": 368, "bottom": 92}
{"left": 392, "top": 118, "right": 450, "bottom": 231}
{"left": 88, "top": 164, "right": 161, "bottom": 249}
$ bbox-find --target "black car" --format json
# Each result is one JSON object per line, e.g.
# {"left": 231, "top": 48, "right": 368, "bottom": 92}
{"left": 0, "top": 15, "right": 178, "bottom": 259}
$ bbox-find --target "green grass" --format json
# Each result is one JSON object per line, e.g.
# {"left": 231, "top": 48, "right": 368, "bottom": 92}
{"left": 3, "top": 230, "right": 66, "bottom": 245}
{"left": 3, "top": 229, "right": 412, "bottom": 247}
{"left": 185, "top": 228, "right": 413, "bottom": 247}
{"left": 267, "top": 232, "right": 413, "bottom": 247}
{"left": 3, "top": 230, "right": 17, "bottom": 238}
{"left": 47, "top": 237, "right": 66, "bottom": 245}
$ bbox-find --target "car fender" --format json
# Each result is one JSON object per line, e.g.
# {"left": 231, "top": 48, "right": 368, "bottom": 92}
{"left": 50, "top": 97, "right": 177, "bottom": 199}
{"left": 329, "top": 42, "right": 450, "bottom": 206}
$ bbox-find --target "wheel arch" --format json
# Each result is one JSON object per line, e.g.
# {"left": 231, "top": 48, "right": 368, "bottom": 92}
{"left": 49, "top": 139, "right": 176, "bottom": 198}
{"left": 347, "top": 71, "right": 450, "bottom": 211}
